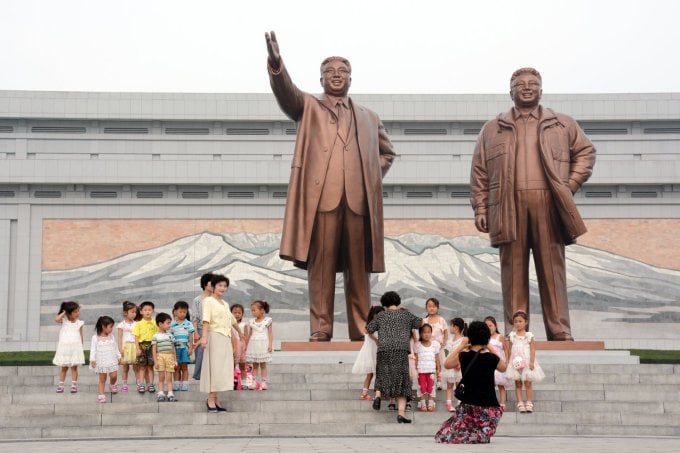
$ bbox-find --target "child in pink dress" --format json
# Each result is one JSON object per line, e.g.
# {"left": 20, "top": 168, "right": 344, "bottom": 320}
{"left": 231, "top": 304, "right": 248, "bottom": 389}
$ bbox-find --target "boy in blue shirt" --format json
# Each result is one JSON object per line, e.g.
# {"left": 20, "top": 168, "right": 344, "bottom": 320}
{"left": 170, "top": 301, "right": 195, "bottom": 391}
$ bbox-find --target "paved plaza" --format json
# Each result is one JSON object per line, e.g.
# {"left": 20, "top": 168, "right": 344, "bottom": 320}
{"left": 1, "top": 436, "right": 679, "bottom": 453}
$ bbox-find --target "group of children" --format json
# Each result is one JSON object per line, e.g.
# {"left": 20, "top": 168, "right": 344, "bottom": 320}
{"left": 52, "top": 286, "right": 274, "bottom": 403}
{"left": 352, "top": 297, "right": 545, "bottom": 413}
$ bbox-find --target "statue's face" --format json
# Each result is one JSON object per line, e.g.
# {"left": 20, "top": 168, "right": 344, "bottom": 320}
{"left": 320, "top": 60, "right": 351, "bottom": 97}
{"left": 510, "top": 73, "right": 542, "bottom": 109}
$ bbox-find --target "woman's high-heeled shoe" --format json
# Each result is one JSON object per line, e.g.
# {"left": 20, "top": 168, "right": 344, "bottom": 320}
{"left": 206, "top": 400, "right": 218, "bottom": 413}
{"left": 214, "top": 403, "right": 227, "bottom": 412}
{"left": 372, "top": 396, "right": 381, "bottom": 411}
{"left": 397, "top": 415, "right": 412, "bottom": 424}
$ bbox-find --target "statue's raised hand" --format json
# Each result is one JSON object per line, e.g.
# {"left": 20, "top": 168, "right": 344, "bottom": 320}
{"left": 265, "top": 31, "right": 281, "bottom": 70}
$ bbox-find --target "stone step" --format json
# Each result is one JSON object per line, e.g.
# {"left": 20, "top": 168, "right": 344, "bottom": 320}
{"left": 2, "top": 412, "right": 679, "bottom": 440}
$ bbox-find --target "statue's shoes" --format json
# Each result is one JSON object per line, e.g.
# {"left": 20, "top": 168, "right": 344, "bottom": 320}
{"left": 550, "top": 333, "right": 574, "bottom": 341}
{"left": 309, "top": 331, "right": 331, "bottom": 342}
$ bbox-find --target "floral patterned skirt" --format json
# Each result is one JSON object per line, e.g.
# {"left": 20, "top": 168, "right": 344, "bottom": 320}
{"left": 434, "top": 403, "right": 503, "bottom": 444}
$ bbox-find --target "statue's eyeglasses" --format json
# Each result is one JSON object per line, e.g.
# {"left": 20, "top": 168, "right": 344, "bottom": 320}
{"left": 512, "top": 81, "right": 540, "bottom": 89}
{"left": 323, "top": 68, "right": 350, "bottom": 76}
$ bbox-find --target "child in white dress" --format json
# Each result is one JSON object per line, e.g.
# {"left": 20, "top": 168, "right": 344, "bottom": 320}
{"left": 90, "top": 316, "right": 121, "bottom": 403}
{"left": 415, "top": 323, "right": 441, "bottom": 411}
{"left": 441, "top": 317, "right": 468, "bottom": 412}
{"left": 485, "top": 315, "right": 512, "bottom": 409}
{"left": 505, "top": 310, "right": 545, "bottom": 413}
{"left": 352, "top": 305, "right": 384, "bottom": 400}
{"left": 245, "top": 300, "right": 272, "bottom": 390}
{"left": 52, "top": 301, "right": 85, "bottom": 394}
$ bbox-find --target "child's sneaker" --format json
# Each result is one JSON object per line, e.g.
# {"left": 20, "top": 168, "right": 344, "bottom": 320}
{"left": 157, "top": 392, "right": 166, "bottom": 402}
{"left": 97, "top": 394, "right": 106, "bottom": 403}
{"left": 147, "top": 384, "right": 155, "bottom": 393}
{"left": 254, "top": 381, "right": 262, "bottom": 391}
{"left": 418, "top": 401, "right": 427, "bottom": 412}
{"left": 261, "top": 381, "right": 268, "bottom": 390}
{"left": 70, "top": 382, "right": 78, "bottom": 394}
{"left": 181, "top": 383, "right": 189, "bottom": 391}
{"left": 446, "top": 401, "right": 455, "bottom": 412}
{"left": 173, "top": 382, "right": 180, "bottom": 391}
{"left": 427, "top": 400, "right": 436, "bottom": 412}
{"left": 167, "top": 393, "right": 176, "bottom": 402}
{"left": 110, "top": 384, "right": 119, "bottom": 394}
{"left": 137, "top": 383, "right": 146, "bottom": 393}
{"left": 121, "top": 384, "right": 128, "bottom": 393}
{"left": 56, "top": 383, "right": 64, "bottom": 393}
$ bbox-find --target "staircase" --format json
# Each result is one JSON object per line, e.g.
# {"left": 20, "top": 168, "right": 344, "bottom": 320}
{"left": 1, "top": 351, "right": 679, "bottom": 439}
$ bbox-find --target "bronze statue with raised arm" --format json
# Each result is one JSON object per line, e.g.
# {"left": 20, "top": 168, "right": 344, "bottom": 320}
{"left": 265, "top": 31, "right": 396, "bottom": 341}
{"left": 470, "top": 68, "right": 596, "bottom": 340}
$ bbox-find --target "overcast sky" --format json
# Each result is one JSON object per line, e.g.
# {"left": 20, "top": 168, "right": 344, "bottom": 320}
{"left": 2, "top": 0, "right": 680, "bottom": 94}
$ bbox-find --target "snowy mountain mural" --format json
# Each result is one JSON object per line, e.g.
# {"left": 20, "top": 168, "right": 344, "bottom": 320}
{"left": 41, "top": 232, "right": 680, "bottom": 334}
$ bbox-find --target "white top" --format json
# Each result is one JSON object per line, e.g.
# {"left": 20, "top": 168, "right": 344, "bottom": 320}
{"left": 57, "top": 318, "right": 84, "bottom": 343}
{"left": 248, "top": 317, "right": 272, "bottom": 340}
{"left": 116, "top": 319, "right": 136, "bottom": 344}
{"left": 415, "top": 340, "right": 441, "bottom": 374}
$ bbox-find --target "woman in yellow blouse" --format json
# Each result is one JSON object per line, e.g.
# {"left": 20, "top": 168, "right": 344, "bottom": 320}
{"left": 199, "top": 274, "right": 242, "bottom": 412}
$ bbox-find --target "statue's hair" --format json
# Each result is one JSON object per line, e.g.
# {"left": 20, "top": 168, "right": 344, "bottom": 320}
{"left": 320, "top": 56, "right": 352, "bottom": 75}
{"left": 510, "top": 67, "right": 542, "bottom": 86}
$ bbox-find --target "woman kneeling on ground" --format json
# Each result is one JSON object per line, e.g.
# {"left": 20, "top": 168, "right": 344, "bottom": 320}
{"left": 434, "top": 320, "right": 507, "bottom": 444}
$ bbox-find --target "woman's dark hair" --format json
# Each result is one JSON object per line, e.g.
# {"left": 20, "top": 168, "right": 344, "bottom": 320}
{"left": 95, "top": 316, "right": 115, "bottom": 335}
{"left": 231, "top": 303, "right": 245, "bottom": 315}
{"left": 484, "top": 316, "right": 501, "bottom": 335}
{"left": 419, "top": 323, "right": 433, "bottom": 337}
{"left": 380, "top": 291, "right": 401, "bottom": 308}
{"left": 156, "top": 312, "right": 172, "bottom": 325}
{"left": 57, "top": 301, "right": 80, "bottom": 317}
{"left": 466, "top": 320, "right": 491, "bottom": 346}
{"left": 122, "top": 301, "right": 141, "bottom": 321}
{"left": 366, "top": 305, "right": 384, "bottom": 325}
{"left": 450, "top": 317, "right": 468, "bottom": 336}
{"left": 210, "top": 274, "right": 230, "bottom": 289}
{"left": 200, "top": 272, "right": 214, "bottom": 290}
{"left": 173, "top": 300, "right": 190, "bottom": 321}
{"left": 425, "top": 297, "right": 440, "bottom": 309}
{"left": 251, "top": 300, "right": 270, "bottom": 314}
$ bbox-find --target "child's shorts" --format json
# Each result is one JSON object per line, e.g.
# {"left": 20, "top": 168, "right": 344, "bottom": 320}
{"left": 138, "top": 341, "right": 154, "bottom": 366}
{"left": 155, "top": 352, "right": 176, "bottom": 372}
{"left": 122, "top": 343, "right": 138, "bottom": 365}
{"left": 175, "top": 346, "right": 191, "bottom": 364}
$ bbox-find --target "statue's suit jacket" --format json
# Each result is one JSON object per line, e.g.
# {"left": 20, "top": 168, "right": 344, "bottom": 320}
{"left": 269, "top": 61, "right": 395, "bottom": 272}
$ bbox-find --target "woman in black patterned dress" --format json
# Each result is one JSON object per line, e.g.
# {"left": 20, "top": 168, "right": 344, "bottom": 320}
{"left": 367, "top": 291, "right": 422, "bottom": 423}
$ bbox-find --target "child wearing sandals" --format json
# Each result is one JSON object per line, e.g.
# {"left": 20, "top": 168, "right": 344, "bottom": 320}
{"left": 132, "top": 301, "right": 158, "bottom": 394}
{"left": 245, "top": 300, "right": 273, "bottom": 390}
{"left": 484, "top": 316, "right": 512, "bottom": 410}
{"left": 230, "top": 304, "right": 248, "bottom": 389}
{"left": 352, "top": 305, "right": 384, "bottom": 400}
{"left": 170, "top": 301, "right": 195, "bottom": 392}
{"left": 152, "top": 312, "right": 178, "bottom": 402}
{"left": 53, "top": 301, "right": 85, "bottom": 394}
{"left": 117, "top": 301, "right": 140, "bottom": 393}
{"left": 505, "top": 310, "right": 545, "bottom": 413}
{"left": 90, "top": 316, "right": 121, "bottom": 403}
{"left": 414, "top": 323, "right": 441, "bottom": 411}
{"left": 441, "top": 318, "right": 469, "bottom": 412}
{"left": 423, "top": 297, "right": 448, "bottom": 390}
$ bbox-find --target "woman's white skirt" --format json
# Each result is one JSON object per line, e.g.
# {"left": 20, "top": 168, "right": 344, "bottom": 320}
{"left": 199, "top": 330, "right": 234, "bottom": 393}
